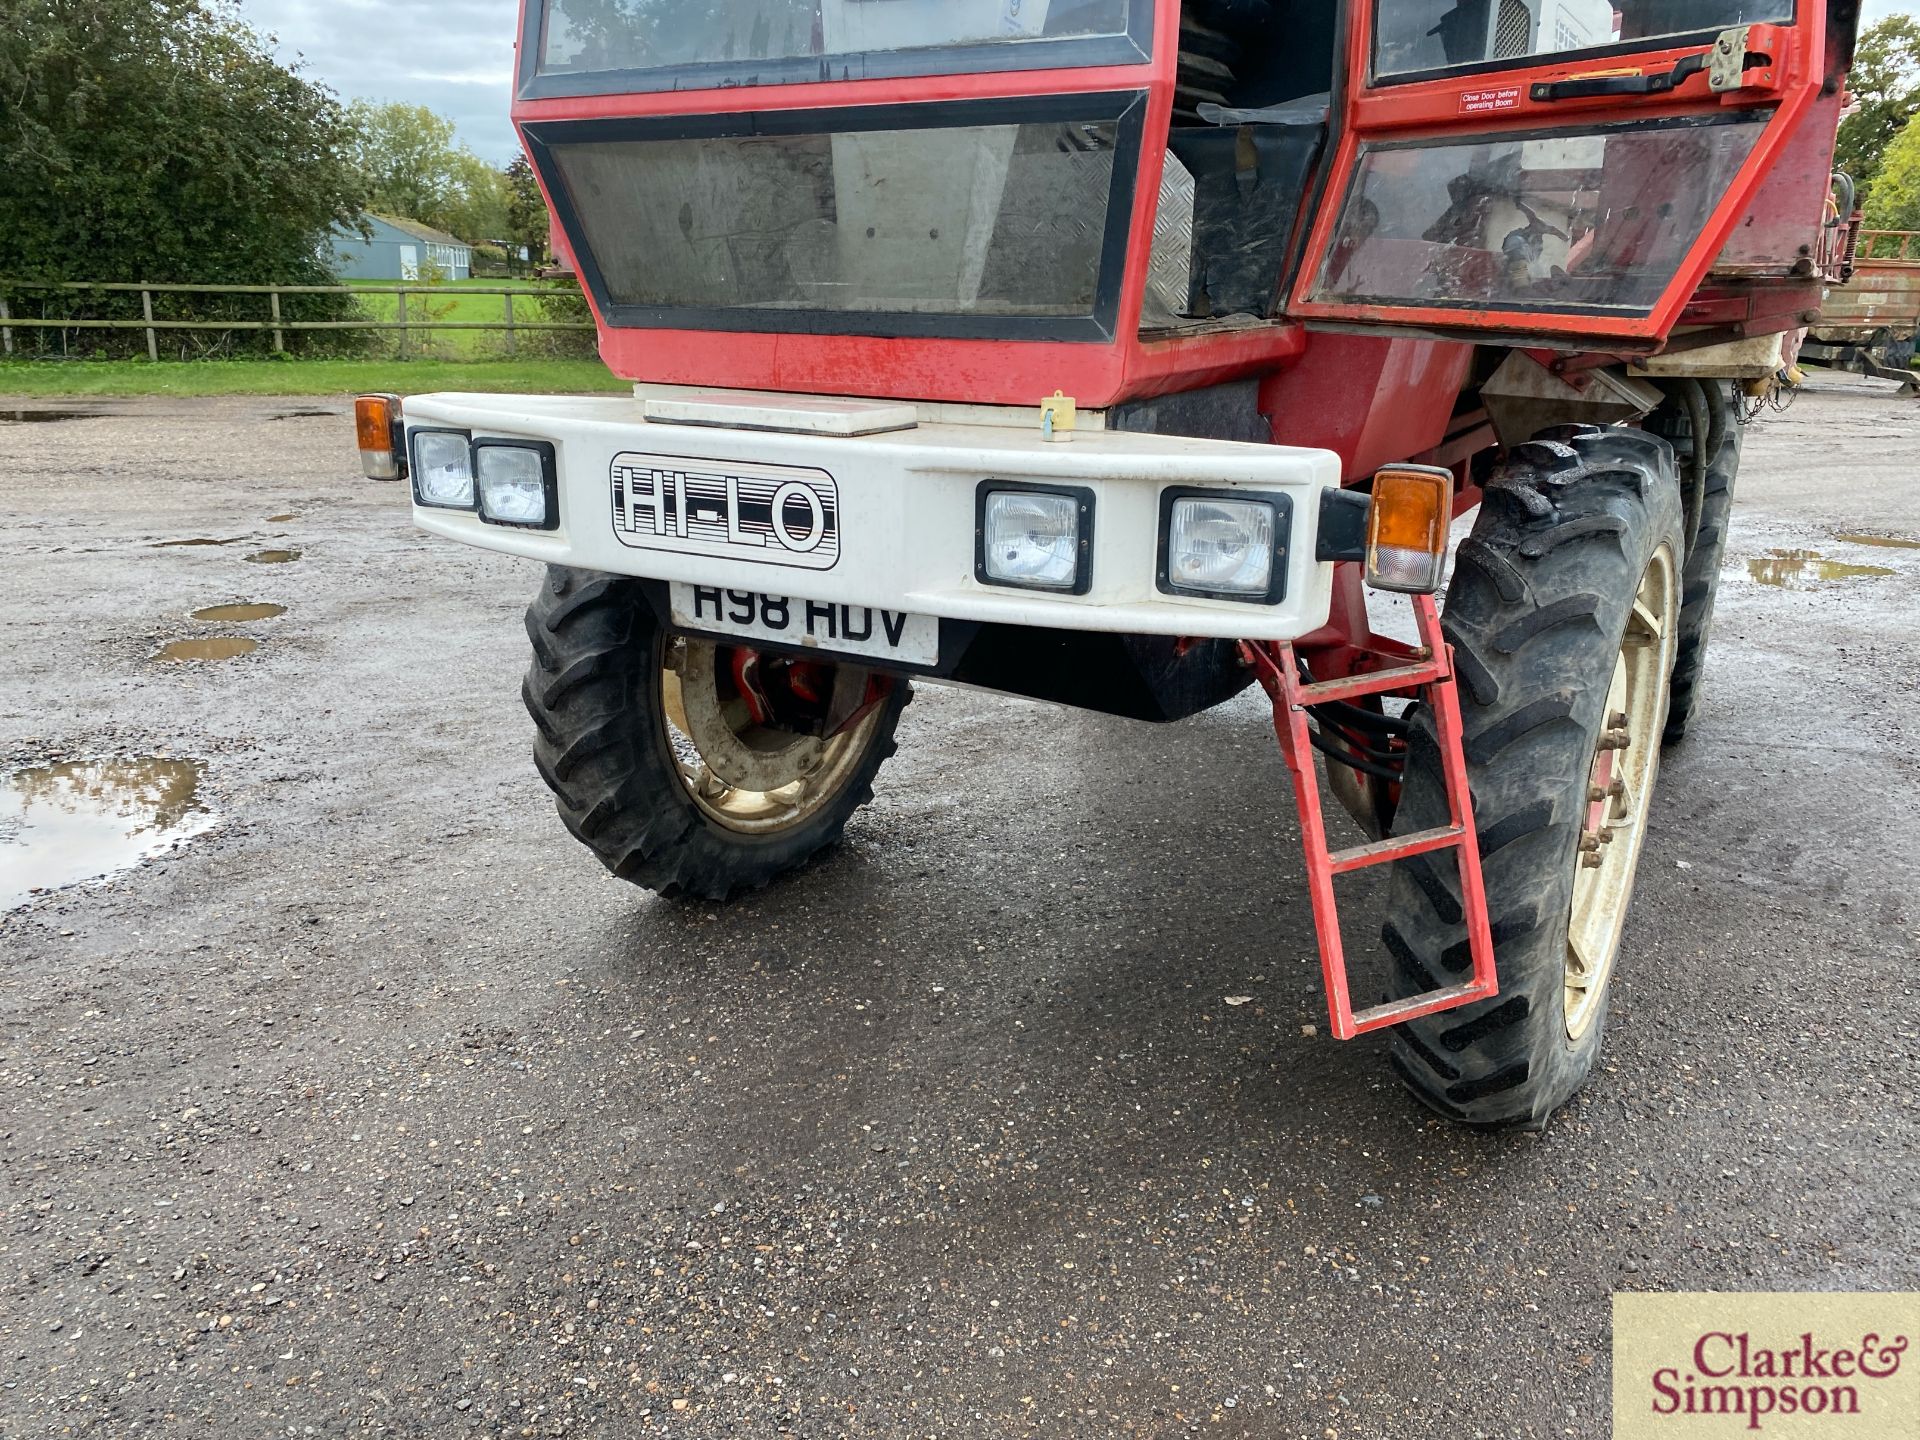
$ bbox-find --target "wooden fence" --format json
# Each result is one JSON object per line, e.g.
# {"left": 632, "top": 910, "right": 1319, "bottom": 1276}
{"left": 0, "top": 280, "right": 595, "bottom": 359}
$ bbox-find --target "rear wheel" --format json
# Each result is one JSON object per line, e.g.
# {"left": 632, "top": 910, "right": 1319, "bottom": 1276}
{"left": 1382, "top": 427, "right": 1684, "bottom": 1129}
{"left": 523, "top": 567, "right": 909, "bottom": 901}
{"left": 1658, "top": 383, "right": 1744, "bottom": 744}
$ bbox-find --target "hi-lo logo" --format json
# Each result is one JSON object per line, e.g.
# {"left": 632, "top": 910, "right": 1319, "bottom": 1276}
{"left": 610, "top": 452, "right": 840, "bottom": 572}
{"left": 1614, "top": 1294, "right": 1919, "bottom": 1438}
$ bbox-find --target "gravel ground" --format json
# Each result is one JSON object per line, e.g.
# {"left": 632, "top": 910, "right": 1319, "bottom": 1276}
{"left": 1, "top": 382, "right": 1917, "bottom": 1439}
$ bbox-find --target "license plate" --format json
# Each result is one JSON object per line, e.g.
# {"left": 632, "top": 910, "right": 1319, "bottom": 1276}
{"left": 669, "top": 584, "right": 939, "bottom": 667}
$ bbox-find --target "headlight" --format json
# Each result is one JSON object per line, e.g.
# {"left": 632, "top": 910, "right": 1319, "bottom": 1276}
{"left": 411, "top": 430, "right": 474, "bottom": 509}
{"left": 1158, "top": 490, "right": 1291, "bottom": 604}
{"left": 976, "top": 484, "right": 1093, "bottom": 594}
{"left": 476, "top": 440, "right": 559, "bottom": 530}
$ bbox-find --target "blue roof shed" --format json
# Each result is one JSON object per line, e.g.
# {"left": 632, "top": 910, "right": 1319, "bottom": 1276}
{"left": 327, "top": 215, "right": 473, "bottom": 281}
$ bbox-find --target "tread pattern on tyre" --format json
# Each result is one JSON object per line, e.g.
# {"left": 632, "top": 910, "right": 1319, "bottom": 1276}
{"left": 523, "top": 567, "right": 908, "bottom": 902}
{"left": 1383, "top": 426, "right": 1684, "bottom": 1130}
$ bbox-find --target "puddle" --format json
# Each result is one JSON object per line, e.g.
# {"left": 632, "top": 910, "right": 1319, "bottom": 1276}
{"left": 1834, "top": 533, "right": 1920, "bottom": 551}
{"left": 1747, "top": 549, "right": 1896, "bottom": 590}
{"left": 190, "top": 603, "right": 285, "bottom": 623}
{"left": 270, "top": 410, "right": 338, "bottom": 421}
{"left": 156, "top": 637, "right": 258, "bottom": 662}
{"left": 1, "top": 758, "right": 214, "bottom": 910}
{"left": 154, "top": 537, "right": 246, "bottom": 549}
{"left": 1, "top": 409, "right": 101, "bottom": 424}
{"left": 266, "top": 513, "right": 298, "bottom": 523}
{"left": 245, "top": 549, "right": 300, "bottom": 565}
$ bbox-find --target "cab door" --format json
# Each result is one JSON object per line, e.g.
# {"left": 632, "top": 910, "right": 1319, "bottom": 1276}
{"left": 1287, "top": 0, "right": 1830, "bottom": 345}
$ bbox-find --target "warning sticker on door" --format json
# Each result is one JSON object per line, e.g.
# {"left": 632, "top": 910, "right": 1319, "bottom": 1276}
{"left": 1459, "top": 86, "right": 1523, "bottom": 115}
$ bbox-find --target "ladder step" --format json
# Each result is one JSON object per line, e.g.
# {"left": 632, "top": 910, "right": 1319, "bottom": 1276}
{"left": 1327, "top": 824, "right": 1465, "bottom": 875}
{"left": 1294, "top": 660, "right": 1446, "bottom": 706}
{"left": 1343, "top": 980, "right": 1498, "bottom": 1038}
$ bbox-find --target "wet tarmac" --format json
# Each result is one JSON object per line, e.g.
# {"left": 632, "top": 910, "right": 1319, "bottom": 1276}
{"left": 0, "top": 384, "right": 1915, "bottom": 1439}
{"left": 243, "top": 548, "right": 300, "bottom": 564}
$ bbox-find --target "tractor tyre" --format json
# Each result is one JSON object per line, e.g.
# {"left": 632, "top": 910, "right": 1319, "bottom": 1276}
{"left": 1381, "top": 426, "right": 1685, "bottom": 1130}
{"left": 523, "top": 567, "right": 909, "bottom": 902}
{"left": 1664, "top": 399, "right": 1744, "bottom": 744}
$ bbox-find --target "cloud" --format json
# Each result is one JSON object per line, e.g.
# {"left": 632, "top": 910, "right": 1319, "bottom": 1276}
{"left": 239, "top": 0, "right": 523, "bottom": 162}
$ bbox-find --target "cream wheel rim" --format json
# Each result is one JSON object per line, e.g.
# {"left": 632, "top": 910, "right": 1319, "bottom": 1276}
{"left": 659, "top": 637, "right": 883, "bottom": 836}
{"left": 1565, "top": 543, "right": 1680, "bottom": 1040}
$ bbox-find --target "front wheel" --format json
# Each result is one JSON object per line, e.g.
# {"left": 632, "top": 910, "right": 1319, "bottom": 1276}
{"left": 523, "top": 567, "right": 909, "bottom": 901}
{"left": 1382, "top": 427, "right": 1685, "bottom": 1129}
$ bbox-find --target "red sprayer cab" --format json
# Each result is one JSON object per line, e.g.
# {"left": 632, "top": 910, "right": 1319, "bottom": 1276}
{"left": 364, "top": 0, "right": 1866, "bottom": 1129}
{"left": 509, "top": 0, "right": 1856, "bottom": 439}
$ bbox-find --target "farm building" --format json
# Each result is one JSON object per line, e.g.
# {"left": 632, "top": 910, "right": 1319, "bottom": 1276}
{"left": 327, "top": 215, "right": 473, "bottom": 281}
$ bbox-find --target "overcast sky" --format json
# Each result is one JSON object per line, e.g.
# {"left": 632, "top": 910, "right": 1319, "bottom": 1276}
{"left": 244, "top": 0, "right": 526, "bottom": 161}
{"left": 241, "top": 0, "right": 1920, "bottom": 166}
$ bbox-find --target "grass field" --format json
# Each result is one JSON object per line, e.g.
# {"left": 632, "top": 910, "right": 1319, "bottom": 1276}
{"left": 0, "top": 358, "right": 629, "bottom": 398}
{"left": 349, "top": 280, "right": 591, "bottom": 360}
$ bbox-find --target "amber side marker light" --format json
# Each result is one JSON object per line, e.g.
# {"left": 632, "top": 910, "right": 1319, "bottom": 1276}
{"left": 1365, "top": 464, "right": 1452, "bottom": 594}
{"left": 355, "top": 394, "right": 405, "bottom": 482}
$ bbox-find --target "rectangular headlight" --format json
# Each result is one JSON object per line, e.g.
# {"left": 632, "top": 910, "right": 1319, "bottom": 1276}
{"left": 1158, "top": 489, "right": 1291, "bottom": 604}
{"left": 976, "top": 483, "right": 1093, "bottom": 594}
{"left": 411, "top": 429, "right": 475, "bottom": 509}
{"left": 475, "top": 440, "right": 559, "bottom": 530}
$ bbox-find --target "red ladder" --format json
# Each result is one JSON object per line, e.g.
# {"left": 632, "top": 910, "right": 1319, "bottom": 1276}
{"left": 1241, "top": 593, "right": 1499, "bottom": 1040}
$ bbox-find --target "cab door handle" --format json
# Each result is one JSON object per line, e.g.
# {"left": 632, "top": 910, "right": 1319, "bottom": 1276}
{"left": 1530, "top": 52, "right": 1709, "bottom": 102}
{"left": 1529, "top": 26, "right": 1773, "bottom": 103}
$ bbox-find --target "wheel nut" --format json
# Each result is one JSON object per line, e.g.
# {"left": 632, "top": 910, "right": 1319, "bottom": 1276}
{"left": 1579, "top": 833, "right": 1603, "bottom": 853}
{"left": 1599, "top": 728, "right": 1632, "bottom": 751}
{"left": 1581, "top": 851, "right": 1605, "bottom": 869}
{"left": 1610, "top": 710, "right": 1629, "bottom": 728}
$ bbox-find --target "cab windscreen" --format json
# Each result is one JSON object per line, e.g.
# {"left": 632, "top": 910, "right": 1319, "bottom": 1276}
{"left": 525, "top": 94, "right": 1145, "bottom": 341}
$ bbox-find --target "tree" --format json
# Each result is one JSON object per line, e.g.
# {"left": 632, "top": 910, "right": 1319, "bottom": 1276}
{"left": 505, "top": 155, "right": 551, "bottom": 267}
{"left": 0, "top": 0, "right": 365, "bottom": 284}
{"left": 1864, "top": 119, "right": 1920, "bottom": 233}
{"left": 347, "top": 101, "right": 518, "bottom": 245}
{"left": 1837, "top": 16, "right": 1920, "bottom": 201}
{"left": 444, "top": 152, "right": 511, "bottom": 246}
{"left": 347, "top": 101, "right": 466, "bottom": 228}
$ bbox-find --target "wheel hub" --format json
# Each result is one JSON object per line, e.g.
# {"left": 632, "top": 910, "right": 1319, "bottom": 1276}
{"left": 1564, "top": 545, "right": 1680, "bottom": 1040}
{"left": 672, "top": 640, "right": 828, "bottom": 792}
{"left": 659, "top": 638, "right": 885, "bottom": 835}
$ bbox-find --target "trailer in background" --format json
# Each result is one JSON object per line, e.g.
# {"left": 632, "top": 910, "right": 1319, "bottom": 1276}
{"left": 1805, "top": 229, "right": 1920, "bottom": 392}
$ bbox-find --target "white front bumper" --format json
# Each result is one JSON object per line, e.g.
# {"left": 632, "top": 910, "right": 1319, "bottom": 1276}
{"left": 401, "top": 392, "right": 1346, "bottom": 643}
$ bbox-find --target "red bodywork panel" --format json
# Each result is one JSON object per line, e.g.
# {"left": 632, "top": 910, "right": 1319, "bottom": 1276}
{"left": 1261, "top": 335, "right": 1473, "bottom": 480}
{"left": 1716, "top": 82, "right": 1849, "bottom": 277}
{"left": 590, "top": 321, "right": 1305, "bottom": 412}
